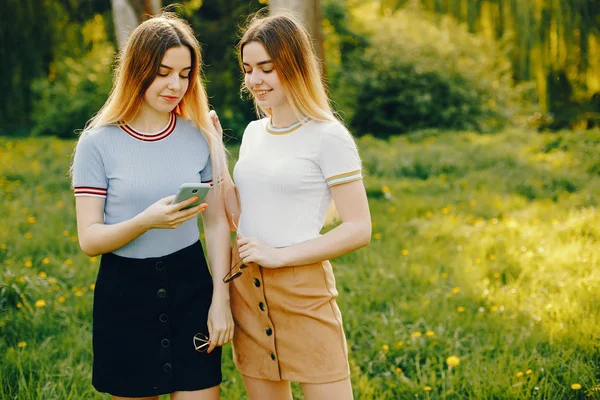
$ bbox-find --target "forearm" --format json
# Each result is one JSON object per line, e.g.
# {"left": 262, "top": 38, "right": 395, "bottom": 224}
{"left": 78, "top": 214, "right": 150, "bottom": 257}
{"left": 204, "top": 217, "right": 232, "bottom": 300}
{"left": 277, "top": 220, "right": 371, "bottom": 267}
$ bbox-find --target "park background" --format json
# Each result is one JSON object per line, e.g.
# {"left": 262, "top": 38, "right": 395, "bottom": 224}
{"left": 1, "top": 0, "right": 599, "bottom": 398}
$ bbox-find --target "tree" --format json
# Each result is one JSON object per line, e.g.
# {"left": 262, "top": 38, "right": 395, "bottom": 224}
{"left": 112, "top": 0, "right": 162, "bottom": 48}
{"left": 269, "top": 0, "right": 325, "bottom": 71}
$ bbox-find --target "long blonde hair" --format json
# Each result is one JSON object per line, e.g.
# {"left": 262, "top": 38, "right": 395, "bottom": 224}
{"left": 239, "top": 12, "right": 337, "bottom": 124}
{"left": 84, "top": 12, "right": 232, "bottom": 193}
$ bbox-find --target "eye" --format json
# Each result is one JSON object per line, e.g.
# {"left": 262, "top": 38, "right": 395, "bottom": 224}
{"left": 179, "top": 74, "right": 190, "bottom": 79}
{"left": 157, "top": 72, "right": 168, "bottom": 77}
{"left": 263, "top": 69, "right": 273, "bottom": 74}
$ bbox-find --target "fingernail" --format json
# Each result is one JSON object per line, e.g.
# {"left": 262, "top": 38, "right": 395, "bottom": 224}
{"left": 193, "top": 196, "right": 198, "bottom": 201}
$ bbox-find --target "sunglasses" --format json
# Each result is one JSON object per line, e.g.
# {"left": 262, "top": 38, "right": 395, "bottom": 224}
{"left": 193, "top": 333, "right": 210, "bottom": 352}
{"left": 223, "top": 217, "right": 247, "bottom": 284}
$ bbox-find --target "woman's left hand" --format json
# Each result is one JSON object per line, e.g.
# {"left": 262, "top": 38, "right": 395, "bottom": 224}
{"left": 206, "top": 297, "right": 234, "bottom": 354}
{"left": 209, "top": 110, "right": 223, "bottom": 139}
{"left": 237, "top": 236, "right": 284, "bottom": 268}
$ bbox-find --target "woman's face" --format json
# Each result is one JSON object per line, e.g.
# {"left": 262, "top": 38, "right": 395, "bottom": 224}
{"left": 242, "top": 41, "right": 289, "bottom": 112}
{"left": 143, "top": 46, "right": 192, "bottom": 116}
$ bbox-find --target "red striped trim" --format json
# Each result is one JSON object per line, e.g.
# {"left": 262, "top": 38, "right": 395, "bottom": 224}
{"left": 119, "top": 113, "right": 176, "bottom": 142}
{"left": 202, "top": 180, "right": 213, "bottom": 185}
{"left": 74, "top": 187, "right": 107, "bottom": 196}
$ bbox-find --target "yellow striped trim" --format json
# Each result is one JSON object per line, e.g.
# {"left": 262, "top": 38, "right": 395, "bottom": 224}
{"left": 329, "top": 176, "right": 362, "bottom": 187}
{"left": 265, "top": 117, "right": 310, "bottom": 135}
{"left": 326, "top": 169, "right": 362, "bottom": 182}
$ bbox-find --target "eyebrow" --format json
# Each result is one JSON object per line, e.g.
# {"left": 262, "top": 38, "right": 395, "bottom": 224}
{"left": 242, "top": 60, "right": 273, "bottom": 67}
{"left": 159, "top": 64, "right": 192, "bottom": 70}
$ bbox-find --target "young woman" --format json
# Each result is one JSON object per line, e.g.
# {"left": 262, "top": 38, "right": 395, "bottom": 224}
{"left": 220, "top": 12, "right": 371, "bottom": 400}
{"left": 71, "top": 13, "right": 233, "bottom": 400}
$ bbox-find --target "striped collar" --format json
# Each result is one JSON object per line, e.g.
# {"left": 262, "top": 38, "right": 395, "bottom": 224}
{"left": 120, "top": 113, "right": 176, "bottom": 142}
{"left": 265, "top": 116, "right": 310, "bottom": 135}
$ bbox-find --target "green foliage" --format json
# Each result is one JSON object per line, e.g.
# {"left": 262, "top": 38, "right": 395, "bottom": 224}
{"left": 30, "top": 15, "right": 114, "bottom": 138}
{"left": 327, "top": 5, "right": 521, "bottom": 137}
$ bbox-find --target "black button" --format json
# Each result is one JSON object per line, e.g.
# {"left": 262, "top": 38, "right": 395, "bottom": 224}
{"left": 157, "top": 288, "right": 167, "bottom": 298}
{"left": 156, "top": 261, "right": 164, "bottom": 271}
{"left": 266, "top": 327, "right": 273, "bottom": 336}
{"left": 159, "top": 313, "right": 169, "bottom": 323}
{"left": 161, "top": 338, "right": 170, "bottom": 348}
{"left": 270, "top": 352, "right": 276, "bottom": 361}
{"left": 163, "top": 363, "right": 172, "bottom": 372}
{"left": 259, "top": 302, "right": 266, "bottom": 312}
{"left": 253, "top": 278, "right": 261, "bottom": 287}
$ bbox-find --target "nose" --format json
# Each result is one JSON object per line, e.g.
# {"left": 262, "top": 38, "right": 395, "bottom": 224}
{"left": 167, "top": 74, "right": 181, "bottom": 91}
{"left": 248, "top": 70, "right": 263, "bottom": 87}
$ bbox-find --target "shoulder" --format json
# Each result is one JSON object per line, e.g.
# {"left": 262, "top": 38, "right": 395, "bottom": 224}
{"left": 174, "top": 116, "right": 209, "bottom": 144}
{"left": 313, "top": 119, "right": 356, "bottom": 147}
{"left": 76, "top": 125, "right": 119, "bottom": 149}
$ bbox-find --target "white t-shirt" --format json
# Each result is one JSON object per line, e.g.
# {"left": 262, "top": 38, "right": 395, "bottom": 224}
{"left": 233, "top": 117, "right": 362, "bottom": 248}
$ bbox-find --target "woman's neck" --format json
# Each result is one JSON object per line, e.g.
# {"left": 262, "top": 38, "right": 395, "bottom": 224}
{"left": 127, "top": 107, "right": 171, "bottom": 134}
{"left": 269, "top": 104, "right": 300, "bottom": 128}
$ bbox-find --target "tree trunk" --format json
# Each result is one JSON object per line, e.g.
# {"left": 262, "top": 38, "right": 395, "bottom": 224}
{"left": 269, "top": 0, "right": 325, "bottom": 75}
{"left": 112, "top": 0, "right": 162, "bottom": 49}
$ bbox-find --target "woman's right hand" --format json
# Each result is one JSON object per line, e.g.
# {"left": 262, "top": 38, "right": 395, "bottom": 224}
{"left": 139, "top": 195, "right": 207, "bottom": 230}
{"left": 209, "top": 109, "right": 223, "bottom": 139}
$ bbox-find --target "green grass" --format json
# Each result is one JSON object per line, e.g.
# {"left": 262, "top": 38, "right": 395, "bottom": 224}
{"left": 1, "top": 127, "right": 599, "bottom": 399}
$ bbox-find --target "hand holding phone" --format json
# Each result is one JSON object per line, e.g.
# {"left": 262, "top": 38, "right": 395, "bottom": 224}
{"left": 171, "top": 183, "right": 212, "bottom": 210}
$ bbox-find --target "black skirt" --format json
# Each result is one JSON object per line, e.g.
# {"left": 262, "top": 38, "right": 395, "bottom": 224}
{"left": 92, "top": 241, "right": 221, "bottom": 397}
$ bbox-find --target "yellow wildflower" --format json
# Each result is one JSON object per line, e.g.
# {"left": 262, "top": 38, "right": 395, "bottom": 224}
{"left": 424, "top": 211, "right": 432, "bottom": 218}
{"left": 373, "top": 233, "right": 382, "bottom": 240}
{"left": 451, "top": 287, "right": 461, "bottom": 294}
{"left": 382, "top": 344, "right": 389, "bottom": 352}
{"left": 424, "top": 386, "right": 432, "bottom": 391}
{"left": 89, "top": 257, "right": 98, "bottom": 263}
{"left": 75, "top": 291, "right": 84, "bottom": 297}
{"left": 58, "top": 296, "right": 66, "bottom": 303}
{"left": 516, "top": 371, "right": 524, "bottom": 378}
{"left": 39, "top": 272, "right": 47, "bottom": 279}
{"left": 395, "top": 367, "right": 402, "bottom": 374}
{"left": 425, "top": 330, "right": 435, "bottom": 337}
{"left": 411, "top": 331, "right": 422, "bottom": 338}
{"left": 27, "top": 215, "right": 36, "bottom": 224}
{"left": 457, "top": 306, "right": 466, "bottom": 313}
{"left": 16, "top": 276, "right": 25, "bottom": 283}
{"left": 17, "top": 303, "right": 22, "bottom": 309}
{"left": 48, "top": 278, "right": 57, "bottom": 285}
{"left": 446, "top": 355, "right": 460, "bottom": 367}
{"left": 71, "top": 236, "right": 78, "bottom": 242}
{"left": 18, "top": 341, "right": 27, "bottom": 348}
{"left": 24, "top": 260, "right": 32, "bottom": 267}
{"left": 395, "top": 341, "right": 404, "bottom": 349}
{"left": 42, "top": 257, "right": 50, "bottom": 265}
{"left": 382, "top": 186, "right": 390, "bottom": 193}
{"left": 90, "top": 283, "right": 96, "bottom": 291}
{"left": 389, "top": 207, "right": 397, "bottom": 213}
{"left": 401, "top": 249, "right": 409, "bottom": 256}
{"left": 24, "top": 232, "right": 33, "bottom": 239}
{"left": 62, "top": 230, "right": 69, "bottom": 237}
{"left": 526, "top": 369, "right": 533, "bottom": 375}
{"left": 571, "top": 384, "right": 581, "bottom": 390}
{"left": 35, "top": 300, "right": 47, "bottom": 308}
{"left": 440, "top": 272, "right": 448, "bottom": 279}
{"left": 64, "top": 259, "right": 73, "bottom": 265}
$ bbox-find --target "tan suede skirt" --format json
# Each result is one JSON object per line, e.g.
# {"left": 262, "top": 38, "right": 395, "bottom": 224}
{"left": 229, "top": 242, "right": 350, "bottom": 383}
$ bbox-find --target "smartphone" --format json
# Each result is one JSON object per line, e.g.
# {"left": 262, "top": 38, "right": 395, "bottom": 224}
{"left": 171, "top": 183, "right": 212, "bottom": 210}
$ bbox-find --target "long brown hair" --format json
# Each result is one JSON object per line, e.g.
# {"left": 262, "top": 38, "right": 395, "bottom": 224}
{"left": 83, "top": 12, "right": 232, "bottom": 192}
{"left": 238, "top": 12, "right": 337, "bottom": 123}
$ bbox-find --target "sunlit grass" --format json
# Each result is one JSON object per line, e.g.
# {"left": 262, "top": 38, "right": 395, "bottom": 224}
{"left": 1, "top": 128, "right": 599, "bottom": 399}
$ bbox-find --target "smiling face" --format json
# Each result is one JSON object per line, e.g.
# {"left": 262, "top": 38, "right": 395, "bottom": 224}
{"left": 242, "top": 41, "right": 292, "bottom": 119}
{"left": 142, "top": 46, "right": 192, "bottom": 118}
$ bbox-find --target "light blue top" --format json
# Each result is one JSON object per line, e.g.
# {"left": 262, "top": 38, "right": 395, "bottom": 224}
{"left": 72, "top": 114, "right": 212, "bottom": 258}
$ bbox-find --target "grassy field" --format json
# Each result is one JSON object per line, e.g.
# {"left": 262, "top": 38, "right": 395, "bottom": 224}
{"left": 1, "top": 127, "right": 599, "bottom": 399}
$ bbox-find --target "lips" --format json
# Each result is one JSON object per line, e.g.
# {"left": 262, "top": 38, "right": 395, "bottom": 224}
{"left": 161, "top": 95, "right": 179, "bottom": 102}
{"left": 254, "top": 89, "right": 271, "bottom": 100}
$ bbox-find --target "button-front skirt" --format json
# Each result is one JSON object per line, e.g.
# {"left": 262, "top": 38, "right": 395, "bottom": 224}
{"left": 229, "top": 243, "right": 350, "bottom": 383}
{"left": 92, "top": 241, "right": 221, "bottom": 397}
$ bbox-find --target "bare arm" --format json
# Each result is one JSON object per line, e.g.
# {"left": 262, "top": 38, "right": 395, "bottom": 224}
{"left": 201, "top": 187, "right": 234, "bottom": 351}
{"left": 237, "top": 179, "right": 371, "bottom": 267}
{"left": 75, "top": 195, "right": 206, "bottom": 257}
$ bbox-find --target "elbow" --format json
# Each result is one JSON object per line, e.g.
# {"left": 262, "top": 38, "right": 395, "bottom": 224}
{"left": 353, "top": 221, "right": 372, "bottom": 249}
{"left": 79, "top": 239, "right": 100, "bottom": 258}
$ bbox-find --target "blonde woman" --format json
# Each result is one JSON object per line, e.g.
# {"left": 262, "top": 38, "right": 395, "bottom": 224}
{"left": 217, "top": 12, "right": 371, "bottom": 400}
{"left": 71, "top": 13, "right": 233, "bottom": 400}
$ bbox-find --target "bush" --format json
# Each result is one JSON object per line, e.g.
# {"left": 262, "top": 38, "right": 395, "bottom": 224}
{"left": 30, "top": 15, "right": 114, "bottom": 138}
{"left": 328, "top": 5, "right": 522, "bottom": 137}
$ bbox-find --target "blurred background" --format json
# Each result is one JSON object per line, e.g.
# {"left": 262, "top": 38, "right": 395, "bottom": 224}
{"left": 1, "top": 0, "right": 599, "bottom": 138}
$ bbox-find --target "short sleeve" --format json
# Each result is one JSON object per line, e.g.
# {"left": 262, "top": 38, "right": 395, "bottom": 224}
{"left": 72, "top": 132, "right": 108, "bottom": 197}
{"left": 318, "top": 123, "right": 362, "bottom": 187}
{"left": 200, "top": 152, "right": 213, "bottom": 183}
